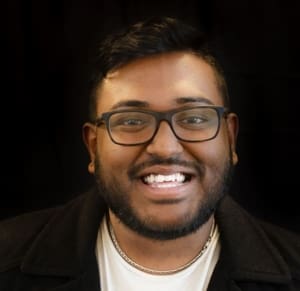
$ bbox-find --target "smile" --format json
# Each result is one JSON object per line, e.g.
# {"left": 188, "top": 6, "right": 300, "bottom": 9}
{"left": 142, "top": 173, "right": 192, "bottom": 188}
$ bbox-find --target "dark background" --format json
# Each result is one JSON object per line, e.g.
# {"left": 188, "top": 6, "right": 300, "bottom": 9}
{"left": 2, "top": 0, "right": 300, "bottom": 233}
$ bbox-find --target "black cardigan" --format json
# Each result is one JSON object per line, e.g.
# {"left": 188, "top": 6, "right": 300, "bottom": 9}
{"left": 0, "top": 189, "right": 299, "bottom": 291}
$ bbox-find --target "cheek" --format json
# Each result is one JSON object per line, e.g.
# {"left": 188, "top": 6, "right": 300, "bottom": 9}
{"left": 96, "top": 134, "right": 140, "bottom": 175}
{"left": 190, "top": 138, "right": 229, "bottom": 162}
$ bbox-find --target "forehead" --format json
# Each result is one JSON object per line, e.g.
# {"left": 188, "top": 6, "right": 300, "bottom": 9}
{"left": 96, "top": 52, "right": 222, "bottom": 113}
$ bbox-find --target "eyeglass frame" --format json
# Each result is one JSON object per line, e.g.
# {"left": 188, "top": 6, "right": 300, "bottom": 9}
{"left": 95, "top": 105, "right": 229, "bottom": 146}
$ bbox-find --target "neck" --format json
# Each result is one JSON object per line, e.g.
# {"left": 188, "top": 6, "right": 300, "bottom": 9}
{"left": 108, "top": 210, "right": 215, "bottom": 273}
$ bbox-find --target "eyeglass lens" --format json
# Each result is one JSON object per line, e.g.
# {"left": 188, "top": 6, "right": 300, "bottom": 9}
{"left": 108, "top": 107, "right": 220, "bottom": 145}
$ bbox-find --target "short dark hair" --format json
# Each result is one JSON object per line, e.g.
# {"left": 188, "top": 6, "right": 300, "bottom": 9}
{"left": 88, "top": 16, "right": 229, "bottom": 120}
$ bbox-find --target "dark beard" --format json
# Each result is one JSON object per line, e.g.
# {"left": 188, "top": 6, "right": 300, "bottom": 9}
{"left": 94, "top": 152, "right": 234, "bottom": 241}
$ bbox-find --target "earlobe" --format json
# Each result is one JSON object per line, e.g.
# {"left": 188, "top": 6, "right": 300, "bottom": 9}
{"left": 88, "top": 160, "right": 95, "bottom": 174}
{"left": 82, "top": 122, "right": 97, "bottom": 174}
{"left": 232, "top": 151, "right": 238, "bottom": 165}
{"left": 226, "top": 113, "right": 239, "bottom": 165}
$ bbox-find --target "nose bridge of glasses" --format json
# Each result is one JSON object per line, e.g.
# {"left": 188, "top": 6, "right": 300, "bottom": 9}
{"left": 151, "top": 111, "right": 178, "bottom": 140}
{"left": 155, "top": 111, "right": 173, "bottom": 125}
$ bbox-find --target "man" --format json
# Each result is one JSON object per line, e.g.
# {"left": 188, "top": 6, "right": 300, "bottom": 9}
{"left": 0, "top": 16, "right": 299, "bottom": 291}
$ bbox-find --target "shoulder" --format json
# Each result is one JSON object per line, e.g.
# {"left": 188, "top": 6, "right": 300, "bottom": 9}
{"left": 219, "top": 195, "right": 300, "bottom": 250}
{"left": 217, "top": 195, "right": 300, "bottom": 284}
{"left": 0, "top": 192, "right": 88, "bottom": 272}
{"left": 0, "top": 206, "right": 60, "bottom": 271}
{"left": 258, "top": 219, "right": 300, "bottom": 272}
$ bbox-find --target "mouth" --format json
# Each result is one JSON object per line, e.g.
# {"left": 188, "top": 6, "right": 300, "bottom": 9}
{"left": 141, "top": 172, "right": 193, "bottom": 188}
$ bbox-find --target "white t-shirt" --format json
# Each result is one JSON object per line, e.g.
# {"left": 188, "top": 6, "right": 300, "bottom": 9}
{"left": 95, "top": 216, "right": 220, "bottom": 291}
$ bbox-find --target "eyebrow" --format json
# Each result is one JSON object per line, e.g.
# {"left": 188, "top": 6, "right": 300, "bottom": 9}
{"left": 110, "top": 100, "right": 150, "bottom": 110}
{"left": 110, "top": 96, "right": 214, "bottom": 110}
{"left": 176, "top": 96, "right": 214, "bottom": 105}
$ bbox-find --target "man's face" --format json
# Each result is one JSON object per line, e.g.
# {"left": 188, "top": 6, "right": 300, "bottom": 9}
{"left": 84, "top": 52, "right": 238, "bottom": 240}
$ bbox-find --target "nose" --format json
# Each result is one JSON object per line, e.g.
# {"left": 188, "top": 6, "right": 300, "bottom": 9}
{"left": 146, "top": 121, "right": 184, "bottom": 157}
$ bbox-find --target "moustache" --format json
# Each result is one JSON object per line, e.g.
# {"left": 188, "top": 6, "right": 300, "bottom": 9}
{"left": 127, "top": 156, "right": 205, "bottom": 179}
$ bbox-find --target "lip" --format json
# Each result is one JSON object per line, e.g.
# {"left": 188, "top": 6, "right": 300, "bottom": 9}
{"left": 137, "top": 165, "right": 196, "bottom": 178}
{"left": 135, "top": 177, "right": 196, "bottom": 202}
{"left": 134, "top": 165, "right": 197, "bottom": 201}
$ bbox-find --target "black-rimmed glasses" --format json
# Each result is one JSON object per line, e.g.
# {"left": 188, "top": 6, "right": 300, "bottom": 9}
{"left": 95, "top": 106, "right": 228, "bottom": 146}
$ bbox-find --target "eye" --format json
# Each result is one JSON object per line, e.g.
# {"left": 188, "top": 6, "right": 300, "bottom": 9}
{"left": 121, "top": 118, "right": 145, "bottom": 126}
{"left": 175, "top": 113, "right": 210, "bottom": 130}
{"left": 112, "top": 117, "right": 147, "bottom": 128}
{"left": 180, "top": 115, "right": 207, "bottom": 124}
{"left": 174, "top": 107, "right": 219, "bottom": 130}
{"left": 110, "top": 112, "right": 153, "bottom": 132}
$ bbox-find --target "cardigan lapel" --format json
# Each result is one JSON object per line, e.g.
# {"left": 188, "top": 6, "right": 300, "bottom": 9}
{"left": 20, "top": 189, "right": 106, "bottom": 291}
{"left": 50, "top": 256, "right": 100, "bottom": 291}
{"left": 207, "top": 196, "right": 292, "bottom": 290}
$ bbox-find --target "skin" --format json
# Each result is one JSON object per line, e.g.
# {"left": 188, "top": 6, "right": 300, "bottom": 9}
{"left": 83, "top": 51, "right": 239, "bottom": 271}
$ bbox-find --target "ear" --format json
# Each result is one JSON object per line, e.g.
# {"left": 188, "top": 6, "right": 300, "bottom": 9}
{"left": 82, "top": 122, "right": 97, "bottom": 174}
{"left": 226, "top": 112, "right": 239, "bottom": 165}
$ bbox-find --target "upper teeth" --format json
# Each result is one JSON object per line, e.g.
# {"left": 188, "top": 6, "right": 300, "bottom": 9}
{"left": 144, "top": 173, "right": 185, "bottom": 184}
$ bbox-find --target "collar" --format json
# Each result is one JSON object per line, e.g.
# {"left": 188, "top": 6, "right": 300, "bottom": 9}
{"left": 21, "top": 189, "right": 106, "bottom": 278}
{"left": 20, "top": 191, "right": 295, "bottom": 286}
{"left": 213, "top": 196, "right": 292, "bottom": 285}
